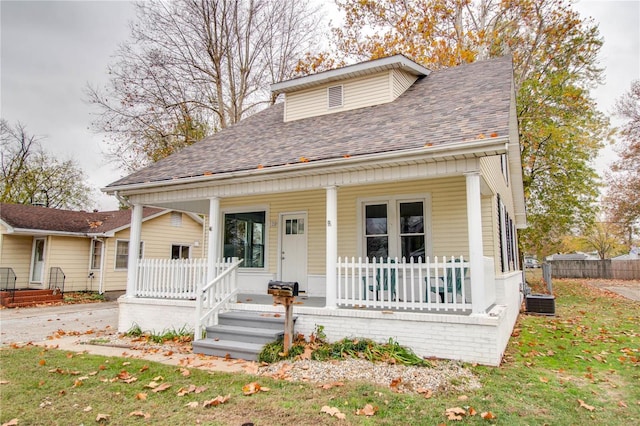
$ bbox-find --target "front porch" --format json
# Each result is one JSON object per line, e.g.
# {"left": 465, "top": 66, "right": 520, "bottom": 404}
{"left": 117, "top": 255, "right": 523, "bottom": 365}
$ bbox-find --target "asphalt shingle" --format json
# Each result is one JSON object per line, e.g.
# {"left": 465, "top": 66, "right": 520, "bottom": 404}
{"left": 107, "top": 56, "right": 513, "bottom": 188}
{"left": 0, "top": 203, "right": 162, "bottom": 234}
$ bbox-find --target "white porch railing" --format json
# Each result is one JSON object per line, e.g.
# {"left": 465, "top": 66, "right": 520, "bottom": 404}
{"left": 337, "top": 256, "right": 473, "bottom": 311}
{"left": 194, "top": 258, "right": 243, "bottom": 340}
{"left": 136, "top": 258, "right": 236, "bottom": 299}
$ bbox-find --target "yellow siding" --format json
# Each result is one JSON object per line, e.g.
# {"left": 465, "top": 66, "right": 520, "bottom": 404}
{"left": 0, "top": 231, "right": 32, "bottom": 288}
{"left": 102, "top": 212, "right": 204, "bottom": 292}
{"left": 47, "top": 236, "right": 94, "bottom": 292}
{"left": 218, "top": 177, "right": 471, "bottom": 275}
{"left": 285, "top": 71, "right": 392, "bottom": 122}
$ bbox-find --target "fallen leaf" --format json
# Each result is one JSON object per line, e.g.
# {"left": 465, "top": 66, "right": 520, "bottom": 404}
{"left": 122, "top": 362, "right": 131, "bottom": 366}
{"left": 242, "top": 382, "right": 261, "bottom": 396}
{"left": 0, "top": 380, "right": 8, "bottom": 385}
{"left": 618, "top": 401, "right": 628, "bottom": 408}
{"left": 321, "top": 405, "right": 346, "bottom": 419}
{"left": 578, "top": 399, "right": 595, "bottom": 411}
{"left": 356, "top": 404, "right": 378, "bottom": 416}
{"left": 185, "top": 401, "right": 199, "bottom": 409}
{"left": 83, "top": 406, "right": 92, "bottom": 412}
{"left": 417, "top": 388, "right": 433, "bottom": 398}
{"left": 468, "top": 407, "right": 477, "bottom": 416}
{"left": 2, "top": 419, "right": 19, "bottom": 426}
{"left": 139, "top": 365, "right": 149, "bottom": 372}
{"left": 38, "top": 359, "right": 46, "bottom": 366}
{"left": 445, "top": 407, "right": 466, "bottom": 421}
{"left": 539, "top": 377, "right": 549, "bottom": 383}
{"left": 151, "top": 383, "right": 172, "bottom": 393}
{"left": 481, "top": 411, "right": 496, "bottom": 419}
{"left": 458, "top": 395, "right": 468, "bottom": 401}
{"left": 129, "top": 411, "right": 151, "bottom": 419}
{"left": 95, "top": 413, "right": 110, "bottom": 422}
{"left": 320, "top": 382, "right": 345, "bottom": 390}
{"left": 203, "top": 395, "right": 230, "bottom": 407}
{"left": 135, "top": 393, "right": 147, "bottom": 401}
{"left": 390, "top": 377, "right": 402, "bottom": 391}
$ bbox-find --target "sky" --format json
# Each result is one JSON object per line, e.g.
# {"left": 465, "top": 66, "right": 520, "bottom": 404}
{"left": 1, "top": 0, "right": 639, "bottom": 211}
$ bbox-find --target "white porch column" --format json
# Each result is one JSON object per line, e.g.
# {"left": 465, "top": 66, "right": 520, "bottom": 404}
{"left": 207, "top": 197, "right": 221, "bottom": 283}
{"left": 126, "top": 204, "right": 143, "bottom": 298}
{"left": 325, "top": 186, "right": 338, "bottom": 308}
{"left": 465, "top": 172, "right": 487, "bottom": 315}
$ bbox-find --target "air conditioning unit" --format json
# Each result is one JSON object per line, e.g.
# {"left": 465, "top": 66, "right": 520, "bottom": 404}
{"left": 525, "top": 294, "right": 555, "bottom": 316}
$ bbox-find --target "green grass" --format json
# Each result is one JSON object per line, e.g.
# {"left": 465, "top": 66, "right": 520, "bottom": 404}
{"left": 1, "top": 279, "right": 638, "bottom": 425}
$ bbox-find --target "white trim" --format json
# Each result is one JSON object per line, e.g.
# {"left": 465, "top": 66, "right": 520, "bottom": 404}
{"left": 357, "top": 193, "right": 433, "bottom": 260}
{"left": 271, "top": 54, "right": 430, "bottom": 94}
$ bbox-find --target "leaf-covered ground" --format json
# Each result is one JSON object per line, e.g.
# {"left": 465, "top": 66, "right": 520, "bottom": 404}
{"left": 1, "top": 279, "right": 638, "bottom": 425}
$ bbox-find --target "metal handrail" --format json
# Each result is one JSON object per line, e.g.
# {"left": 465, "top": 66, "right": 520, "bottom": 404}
{"left": 48, "top": 267, "right": 65, "bottom": 295}
{"left": 0, "top": 267, "right": 17, "bottom": 303}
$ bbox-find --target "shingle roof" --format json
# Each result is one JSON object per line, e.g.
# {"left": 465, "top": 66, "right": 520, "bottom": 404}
{"left": 0, "top": 203, "right": 163, "bottom": 234}
{"left": 106, "top": 56, "right": 513, "bottom": 188}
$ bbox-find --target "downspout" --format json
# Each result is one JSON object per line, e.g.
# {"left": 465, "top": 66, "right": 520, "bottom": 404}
{"left": 114, "top": 191, "right": 132, "bottom": 208}
{"left": 98, "top": 237, "right": 106, "bottom": 294}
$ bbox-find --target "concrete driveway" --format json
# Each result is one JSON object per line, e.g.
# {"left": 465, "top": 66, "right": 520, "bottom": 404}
{"left": 0, "top": 302, "right": 118, "bottom": 346}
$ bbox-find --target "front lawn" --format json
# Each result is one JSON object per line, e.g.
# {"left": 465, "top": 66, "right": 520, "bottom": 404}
{"left": 1, "top": 279, "right": 638, "bottom": 425}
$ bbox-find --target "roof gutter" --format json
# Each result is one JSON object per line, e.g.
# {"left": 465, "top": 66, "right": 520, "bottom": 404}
{"left": 103, "top": 136, "right": 510, "bottom": 195}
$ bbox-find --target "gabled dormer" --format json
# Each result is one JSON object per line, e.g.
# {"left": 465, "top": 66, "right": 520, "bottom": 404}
{"left": 271, "top": 55, "right": 431, "bottom": 122}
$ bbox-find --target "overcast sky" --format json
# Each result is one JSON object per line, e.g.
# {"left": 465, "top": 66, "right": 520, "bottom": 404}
{"left": 1, "top": 0, "right": 639, "bottom": 211}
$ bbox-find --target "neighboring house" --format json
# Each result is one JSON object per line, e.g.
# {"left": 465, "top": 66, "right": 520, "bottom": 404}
{"left": 103, "top": 55, "right": 527, "bottom": 365}
{"left": 0, "top": 203, "right": 204, "bottom": 293}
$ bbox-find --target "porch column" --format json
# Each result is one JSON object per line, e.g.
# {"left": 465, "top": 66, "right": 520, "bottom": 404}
{"left": 126, "top": 204, "right": 143, "bottom": 298}
{"left": 325, "top": 186, "right": 338, "bottom": 308}
{"left": 465, "top": 172, "right": 487, "bottom": 315}
{"left": 207, "top": 197, "right": 221, "bottom": 283}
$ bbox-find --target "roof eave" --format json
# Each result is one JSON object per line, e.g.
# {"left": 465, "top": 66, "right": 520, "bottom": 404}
{"left": 103, "top": 136, "right": 510, "bottom": 195}
{"left": 271, "top": 54, "right": 431, "bottom": 95}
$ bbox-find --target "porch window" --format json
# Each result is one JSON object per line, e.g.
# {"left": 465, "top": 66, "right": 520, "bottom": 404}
{"left": 224, "top": 211, "right": 265, "bottom": 268}
{"left": 365, "top": 204, "right": 388, "bottom": 258}
{"left": 115, "top": 240, "right": 144, "bottom": 270}
{"left": 362, "top": 198, "right": 428, "bottom": 261}
{"left": 90, "top": 239, "right": 103, "bottom": 270}
{"left": 171, "top": 244, "right": 190, "bottom": 259}
{"left": 399, "top": 201, "right": 425, "bottom": 261}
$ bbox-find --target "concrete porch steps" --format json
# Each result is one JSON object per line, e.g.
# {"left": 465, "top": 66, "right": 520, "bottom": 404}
{"left": 192, "top": 311, "right": 296, "bottom": 361}
{"left": 0, "top": 289, "right": 64, "bottom": 308}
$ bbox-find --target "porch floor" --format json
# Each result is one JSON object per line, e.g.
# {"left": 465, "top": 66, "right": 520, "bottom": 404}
{"left": 235, "top": 293, "right": 326, "bottom": 308}
{"left": 233, "top": 293, "right": 473, "bottom": 315}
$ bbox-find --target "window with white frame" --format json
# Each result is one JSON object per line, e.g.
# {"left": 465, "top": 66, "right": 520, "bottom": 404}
{"left": 90, "top": 239, "right": 103, "bottom": 270}
{"left": 362, "top": 197, "right": 429, "bottom": 261}
{"left": 223, "top": 211, "right": 265, "bottom": 268}
{"left": 115, "top": 240, "right": 144, "bottom": 270}
{"left": 171, "top": 244, "right": 190, "bottom": 259}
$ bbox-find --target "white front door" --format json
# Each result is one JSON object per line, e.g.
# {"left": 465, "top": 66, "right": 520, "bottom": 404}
{"left": 280, "top": 213, "right": 308, "bottom": 292}
{"left": 30, "top": 238, "right": 46, "bottom": 284}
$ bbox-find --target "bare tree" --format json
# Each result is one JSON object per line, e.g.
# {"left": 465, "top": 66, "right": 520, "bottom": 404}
{"left": 87, "top": 0, "right": 322, "bottom": 172}
{"left": 0, "top": 120, "right": 95, "bottom": 209}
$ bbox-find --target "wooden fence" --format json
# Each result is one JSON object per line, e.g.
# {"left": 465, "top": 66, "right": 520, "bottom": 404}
{"left": 550, "top": 260, "right": 640, "bottom": 280}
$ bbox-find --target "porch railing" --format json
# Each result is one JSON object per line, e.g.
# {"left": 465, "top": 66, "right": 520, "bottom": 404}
{"left": 337, "top": 256, "right": 472, "bottom": 311}
{"left": 136, "top": 258, "right": 236, "bottom": 299}
{"left": 194, "top": 258, "right": 243, "bottom": 340}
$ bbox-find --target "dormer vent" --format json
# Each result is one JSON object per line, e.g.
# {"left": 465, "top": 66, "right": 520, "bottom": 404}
{"left": 327, "top": 85, "right": 343, "bottom": 108}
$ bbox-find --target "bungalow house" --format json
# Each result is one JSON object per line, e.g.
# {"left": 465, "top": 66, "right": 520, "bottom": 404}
{"left": 0, "top": 203, "right": 204, "bottom": 297}
{"left": 103, "top": 55, "right": 527, "bottom": 365}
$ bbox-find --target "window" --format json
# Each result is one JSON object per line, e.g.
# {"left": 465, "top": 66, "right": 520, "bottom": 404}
{"left": 362, "top": 198, "right": 428, "bottom": 261}
{"left": 115, "top": 240, "right": 144, "bottom": 270}
{"left": 171, "top": 244, "right": 190, "bottom": 259}
{"left": 365, "top": 204, "right": 388, "bottom": 258}
{"left": 285, "top": 218, "right": 304, "bottom": 235}
{"left": 224, "top": 211, "right": 265, "bottom": 268}
{"left": 90, "top": 239, "right": 103, "bottom": 270}
{"left": 497, "top": 195, "right": 518, "bottom": 272}
{"left": 327, "top": 85, "right": 343, "bottom": 108}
